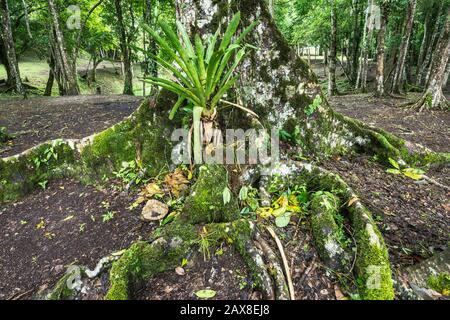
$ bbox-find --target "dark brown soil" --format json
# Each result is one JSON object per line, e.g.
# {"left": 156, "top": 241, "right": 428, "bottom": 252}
{"left": 322, "top": 155, "right": 450, "bottom": 270}
{"left": 0, "top": 178, "right": 155, "bottom": 300}
{"left": 134, "top": 245, "right": 256, "bottom": 300}
{"left": 0, "top": 95, "right": 142, "bottom": 157}
{"left": 281, "top": 220, "right": 341, "bottom": 300}
{"left": 329, "top": 94, "right": 450, "bottom": 153}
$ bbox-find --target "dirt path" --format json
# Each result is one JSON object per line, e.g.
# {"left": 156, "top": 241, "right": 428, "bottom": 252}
{"left": 0, "top": 95, "right": 142, "bottom": 157}
{"left": 329, "top": 94, "right": 450, "bottom": 153}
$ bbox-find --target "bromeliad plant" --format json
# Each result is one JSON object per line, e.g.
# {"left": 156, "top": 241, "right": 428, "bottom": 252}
{"left": 140, "top": 12, "right": 258, "bottom": 163}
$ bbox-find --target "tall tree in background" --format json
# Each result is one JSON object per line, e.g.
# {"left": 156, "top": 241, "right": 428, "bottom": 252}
{"left": 0, "top": 0, "right": 25, "bottom": 95}
{"left": 416, "top": 1, "right": 444, "bottom": 86}
{"left": 114, "top": 0, "right": 134, "bottom": 95}
{"left": 328, "top": 0, "right": 338, "bottom": 96}
{"left": 350, "top": 0, "right": 363, "bottom": 84}
{"left": 142, "top": 0, "right": 158, "bottom": 96}
{"left": 389, "top": 0, "right": 417, "bottom": 94}
{"left": 375, "top": 0, "right": 389, "bottom": 97}
{"left": 356, "top": 0, "right": 375, "bottom": 92}
{"left": 410, "top": 7, "right": 450, "bottom": 110}
{"left": 47, "top": 0, "right": 80, "bottom": 95}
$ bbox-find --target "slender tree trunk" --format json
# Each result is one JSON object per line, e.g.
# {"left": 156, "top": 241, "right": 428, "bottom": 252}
{"left": 21, "top": 0, "right": 32, "bottom": 38}
{"left": 47, "top": 0, "right": 79, "bottom": 95}
{"left": 375, "top": 1, "right": 388, "bottom": 97}
{"left": 0, "top": 0, "right": 25, "bottom": 95}
{"left": 350, "top": 0, "right": 363, "bottom": 83}
{"left": 416, "top": 11, "right": 430, "bottom": 82}
{"left": 390, "top": 0, "right": 416, "bottom": 94}
{"left": 44, "top": 55, "right": 55, "bottom": 96}
{"left": 412, "top": 7, "right": 450, "bottom": 110}
{"left": 417, "top": 2, "right": 444, "bottom": 86}
{"left": 0, "top": 36, "right": 12, "bottom": 84}
{"left": 356, "top": 0, "right": 374, "bottom": 91}
{"left": 114, "top": 0, "right": 134, "bottom": 95}
{"left": 144, "top": 0, "right": 158, "bottom": 78}
{"left": 443, "top": 62, "right": 450, "bottom": 88}
{"left": 328, "top": 0, "right": 338, "bottom": 96}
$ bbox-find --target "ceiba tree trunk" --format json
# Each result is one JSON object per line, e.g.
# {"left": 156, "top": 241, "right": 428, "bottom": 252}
{"left": 0, "top": 0, "right": 25, "bottom": 95}
{"left": 47, "top": 0, "right": 79, "bottom": 96}
{"left": 389, "top": 0, "right": 416, "bottom": 94}
{"left": 114, "top": 0, "right": 134, "bottom": 95}
{"left": 328, "top": 0, "right": 338, "bottom": 96}
{"left": 173, "top": 0, "right": 429, "bottom": 161}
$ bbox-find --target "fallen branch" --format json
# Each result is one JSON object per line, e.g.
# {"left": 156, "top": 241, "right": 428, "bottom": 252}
{"left": 266, "top": 226, "right": 296, "bottom": 300}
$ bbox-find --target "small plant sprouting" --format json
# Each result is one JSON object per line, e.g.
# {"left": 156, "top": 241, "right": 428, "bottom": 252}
{"left": 102, "top": 211, "right": 115, "bottom": 222}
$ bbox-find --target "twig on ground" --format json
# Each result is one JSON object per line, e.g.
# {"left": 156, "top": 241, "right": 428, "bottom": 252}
{"left": 266, "top": 226, "right": 296, "bottom": 300}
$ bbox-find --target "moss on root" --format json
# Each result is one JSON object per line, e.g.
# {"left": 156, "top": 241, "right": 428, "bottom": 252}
{"left": 0, "top": 140, "right": 76, "bottom": 202}
{"left": 310, "top": 192, "right": 350, "bottom": 272}
{"left": 349, "top": 204, "right": 394, "bottom": 300}
{"left": 263, "top": 161, "right": 395, "bottom": 300}
{"left": 105, "top": 222, "right": 197, "bottom": 300}
{"left": 181, "top": 165, "right": 240, "bottom": 224}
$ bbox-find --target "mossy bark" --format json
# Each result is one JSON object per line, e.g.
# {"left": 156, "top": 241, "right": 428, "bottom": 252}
{"left": 0, "top": 93, "right": 179, "bottom": 203}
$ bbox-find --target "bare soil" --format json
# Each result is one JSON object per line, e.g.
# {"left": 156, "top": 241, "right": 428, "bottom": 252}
{"left": 0, "top": 178, "right": 154, "bottom": 300}
{"left": 134, "top": 246, "right": 256, "bottom": 300}
{"left": 0, "top": 95, "right": 142, "bottom": 157}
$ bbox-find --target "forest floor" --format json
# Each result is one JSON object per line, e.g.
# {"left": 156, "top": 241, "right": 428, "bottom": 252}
{"left": 1, "top": 91, "right": 448, "bottom": 300}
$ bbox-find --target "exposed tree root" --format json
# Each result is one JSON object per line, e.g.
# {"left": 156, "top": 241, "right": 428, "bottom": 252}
{"left": 4, "top": 96, "right": 447, "bottom": 301}
{"left": 255, "top": 232, "right": 290, "bottom": 300}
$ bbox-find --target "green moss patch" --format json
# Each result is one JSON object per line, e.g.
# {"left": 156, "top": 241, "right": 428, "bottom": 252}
{"left": 181, "top": 165, "right": 240, "bottom": 224}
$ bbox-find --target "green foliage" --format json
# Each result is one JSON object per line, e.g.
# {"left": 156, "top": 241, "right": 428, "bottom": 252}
{"left": 141, "top": 12, "right": 257, "bottom": 161}
{"left": 386, "top": 158, "right": 425, "bottom": 181}
{"left": 304, "top": 96, "right": 322, "bottom": 116}
{"left": 427, "top": 273, "right": 450, "bottom": 296}
{"left": 0, "top": 127, "right": 13, "bottom": 144}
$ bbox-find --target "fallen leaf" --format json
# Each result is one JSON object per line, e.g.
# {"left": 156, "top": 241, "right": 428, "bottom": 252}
{"left": 164, "top": 169, "right": 190, "bottom": 197}
{"left": 334, "top": 285, "right": 346, "bottom": 300}
{"left": 195, "top": 289, "right": 216, "bottom": 299}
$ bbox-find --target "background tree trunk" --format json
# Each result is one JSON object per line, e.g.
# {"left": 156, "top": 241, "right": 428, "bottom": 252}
{"left": 47, "top": 0, "right": 79, "bottom": 95}
{"left": 416, "top": 11, "right": 430, "bottom": 83}
{"left": 413, "top": 7, "right": 450, "bottom": 110}
{"left": 390, "top": 0, "right": 417, "bottom": 94}
{"left": 375, "top": 1, "right": 388, "bottom": 97}
{"left": 350, "top": 0, "right": 363, "bottom": 84}
{"left": 114, "top": 0, "right": 134, "bottom": 95}
{"left": 0, "top": 0, "right": 25, "bottom": 95}
{"left": 328, "top": 0, "right": 338, "bottom": 96}
{"left": 356, "top": 0, "right": 374, "bottom": 91}
{"left": 416, "top": 1, "right": 444, "bottom": 86}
